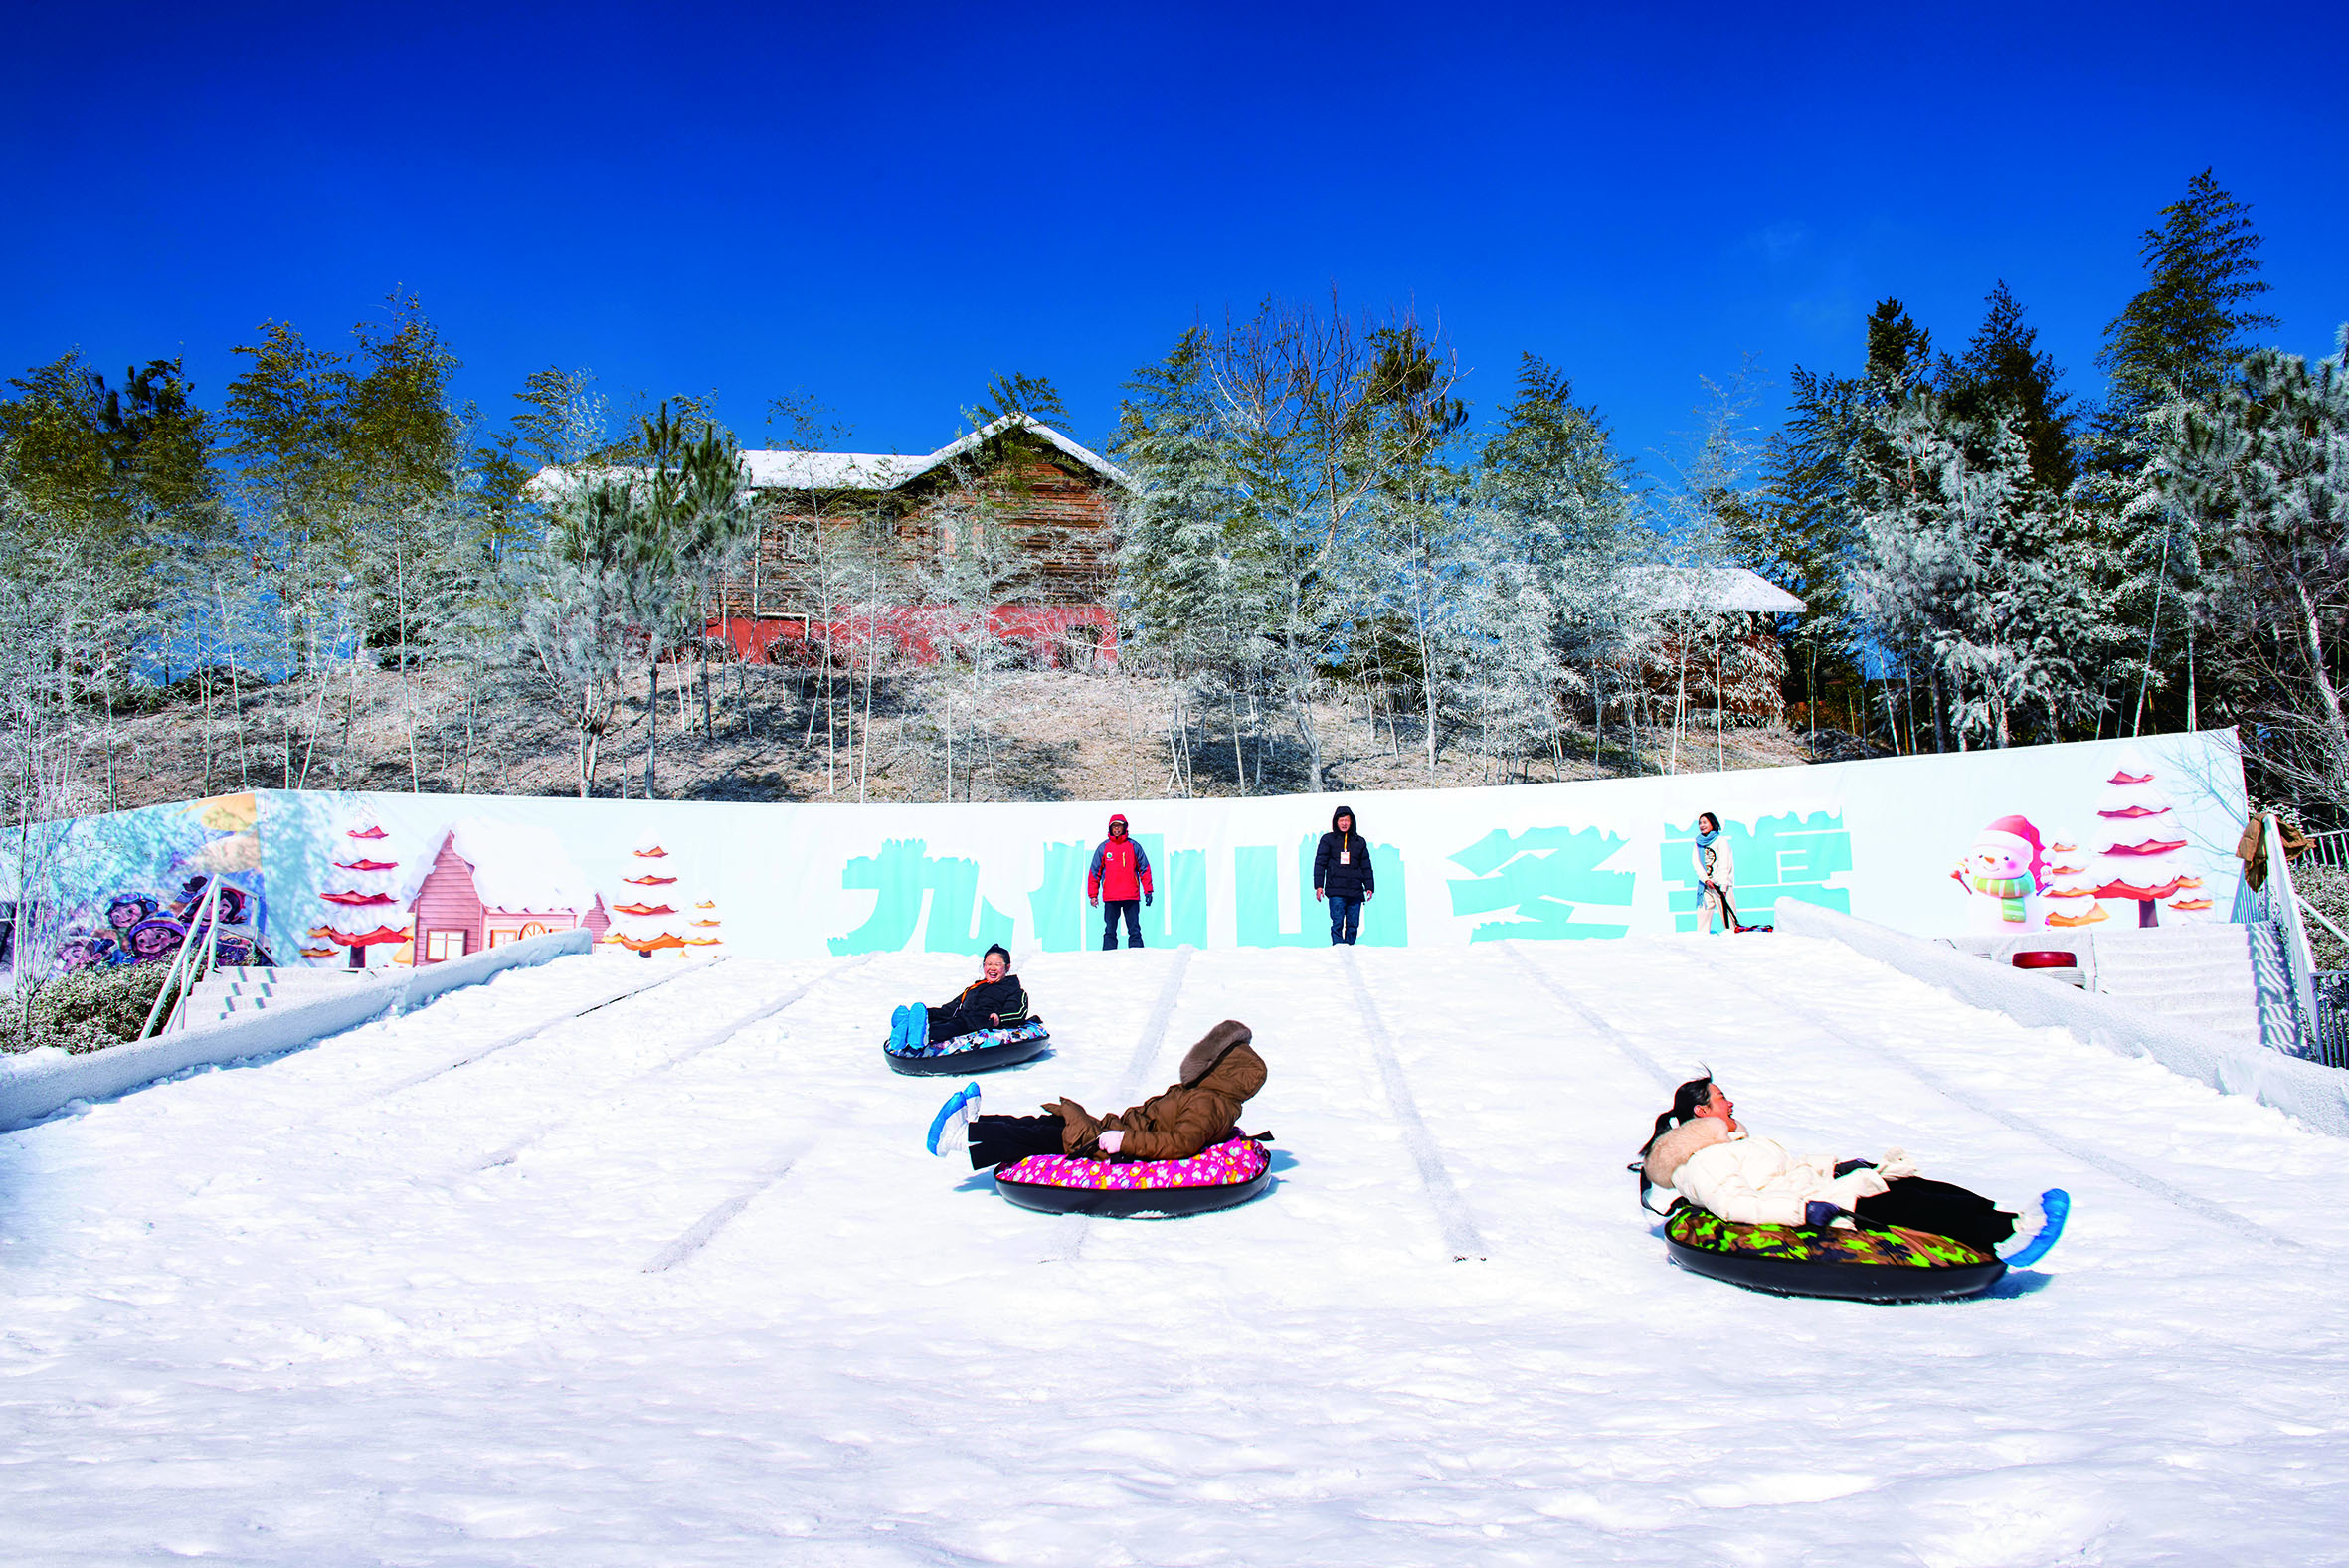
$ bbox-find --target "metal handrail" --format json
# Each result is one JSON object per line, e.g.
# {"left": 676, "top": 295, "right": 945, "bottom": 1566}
{"left": 2298, "top": 892, "right": 2349, "bottom": 951}
{"left": 2302, "top": 827, "right": 2349, "bottom": 871}
{"left": 136, "top": 877, "right": 226, "bottom": 1041}
{"left": 2263, "top": 814, "right": 2324, "bottom": 1056}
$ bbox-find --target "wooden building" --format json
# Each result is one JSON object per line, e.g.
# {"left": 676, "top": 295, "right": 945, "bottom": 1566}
{"left": 710, "top": 414, "right": 1130, "bottom": 669}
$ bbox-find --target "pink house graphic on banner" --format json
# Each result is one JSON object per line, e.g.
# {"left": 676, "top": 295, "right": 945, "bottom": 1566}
{"left": 409, "top": 820, "right": 604, "bottom": 964}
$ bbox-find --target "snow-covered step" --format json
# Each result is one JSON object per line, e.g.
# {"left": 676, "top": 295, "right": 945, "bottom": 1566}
{"left": 2089, "top": 923, "right": 2286, "bottom": 1047}
{"left": 171, "top": 965, "right": 388, "bottom": 1031}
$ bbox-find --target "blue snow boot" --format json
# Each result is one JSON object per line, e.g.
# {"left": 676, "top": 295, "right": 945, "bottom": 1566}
{"left": 891, "top": 1003, "right": 926, "bottom": 1053}
{"left": 888, "top": 1004, "right": 911, "bottom": 1048}
{"left": 2001, "top": 1188, "right": 2070, "bottom": 1269}
{"left": 926, "top": 1082, "right": 983, "bottom": 1157}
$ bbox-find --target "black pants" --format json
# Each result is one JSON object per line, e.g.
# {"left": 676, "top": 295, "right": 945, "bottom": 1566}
{"left": 1855, "top": 1176, "right": 2018, "bottom": 1254}
{"left": 969, "top": 1113, "right": 1066, "bottom": 1171}
{"left": 925, "top": 1004, "right": 987, "bottom": 1044}
{"left": 1101, "top": 899, "right": 1143, "bottom": 949}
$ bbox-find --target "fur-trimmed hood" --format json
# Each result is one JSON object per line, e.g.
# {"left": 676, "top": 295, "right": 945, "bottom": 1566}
{"left": 1179, "top": 1019, "right": 1256, "bottom": 1087}
{"left": 1644, "top": 1116, "right": 1731, "bottom": 1189}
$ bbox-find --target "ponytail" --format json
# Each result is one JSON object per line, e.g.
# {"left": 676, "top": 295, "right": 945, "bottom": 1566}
{"left": 1631, "top": 1072, "right": 1715, "bottom": 1212}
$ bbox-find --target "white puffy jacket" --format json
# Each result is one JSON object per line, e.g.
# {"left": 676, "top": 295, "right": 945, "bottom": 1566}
{"left": 1664, "top": 1127, "right": 1889, "bottom": 1226}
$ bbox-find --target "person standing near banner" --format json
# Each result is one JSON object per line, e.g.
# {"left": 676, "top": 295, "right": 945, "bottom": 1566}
{"left": 1693, "top": 811, "right": 1737, "bottom": 934}
{"left": 1088, "top": 813, "right": 1154, "bottom": 951}
{"left": 1313, "top": 803, "right": 1375, "bottom": 945}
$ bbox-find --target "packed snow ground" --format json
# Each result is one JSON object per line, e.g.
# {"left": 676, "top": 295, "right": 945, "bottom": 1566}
{"left": 6, "top": 937, "right": 2349, "bottom": 1566}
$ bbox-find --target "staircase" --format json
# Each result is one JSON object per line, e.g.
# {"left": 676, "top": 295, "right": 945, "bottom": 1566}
{"left": 2089, "top": 924, "right": 2300, "bottom": 1052}
{"left": 172, "top": 966, "right": 387, "bottom": 1031}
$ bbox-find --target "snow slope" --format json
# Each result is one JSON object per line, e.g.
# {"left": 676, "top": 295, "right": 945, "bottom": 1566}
{"left": 5, "top": 937, "right": 2349, "bottom": 1566}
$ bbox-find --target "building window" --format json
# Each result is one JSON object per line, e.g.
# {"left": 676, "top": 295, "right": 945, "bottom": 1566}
{"left": 424, "top": 929, "right": 466, "bottom": 962}
{"left": 488, "top": 928, "right": 516, "bottom": 948}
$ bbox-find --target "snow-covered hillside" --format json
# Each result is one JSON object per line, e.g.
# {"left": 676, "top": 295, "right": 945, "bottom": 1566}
{"left": 5, "top": 938, "right": 2348, "bottom": 1565}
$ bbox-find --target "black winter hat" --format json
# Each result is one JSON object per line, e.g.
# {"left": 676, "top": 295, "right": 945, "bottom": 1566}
{"left": 1331, "top": 803, "right": 1359, "bottom": 832}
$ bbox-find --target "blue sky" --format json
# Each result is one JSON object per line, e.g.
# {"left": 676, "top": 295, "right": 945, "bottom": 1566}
{"left": 5, "top": 1, "right": 2342, "bottom": 471}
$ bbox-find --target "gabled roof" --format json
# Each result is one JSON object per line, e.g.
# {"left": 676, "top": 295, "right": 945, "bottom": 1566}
{"left": 533, "top": 413, "right": 1129, "bottom": 502}
{"left": 739, "top": 413, "right": 1130, "bottom": 494}
{"left": 898, "top": 414, "right": 1132, "bottom": 491}
{"left": 1622, "top": 566, "right": 1806, "bottom": 614}
{"left": 744, "top": 413, "right": 1130, "bottom": 493}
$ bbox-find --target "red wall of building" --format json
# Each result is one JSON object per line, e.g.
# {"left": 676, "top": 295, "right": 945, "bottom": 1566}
{"left": 709, "top": 603, "right": 1117, "bottom": 669}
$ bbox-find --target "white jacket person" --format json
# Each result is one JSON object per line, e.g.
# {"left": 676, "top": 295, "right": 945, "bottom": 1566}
{"left": 1644, "top": 1117, "right": 1899, "bottom": 1227}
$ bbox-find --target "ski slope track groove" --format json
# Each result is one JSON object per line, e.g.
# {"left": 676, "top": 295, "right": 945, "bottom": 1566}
{"left": 642, "top": 1138, "right": 814, "bottom": 1274}
{"left": 1501, "top": 940, "right": 1677, "bottom": 1090}
{"left": 1345, "top": 946, "right": 1488, "bottom": 1262}
{"left": 7, "top": 940, "right": 2349, "bottom": 1564}
{"left": 473, "top": 954, "right": 874, "bottom": 1173}
{"left": 365, "top": 955, "right": 729, "bottom": 1101}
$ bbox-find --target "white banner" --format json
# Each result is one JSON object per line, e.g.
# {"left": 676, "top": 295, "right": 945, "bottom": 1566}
{"left": 12, "top": 730, "right": 2248, "bottom": 976}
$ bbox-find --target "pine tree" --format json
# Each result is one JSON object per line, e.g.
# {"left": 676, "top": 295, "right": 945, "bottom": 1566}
{"left": 1851, "top": 394, "right": 2107, "bottom": 748}
{"left": 1942, "top": 282, "right": 2078, "bottom": 496}
{"left": 2166, "top": 333, "right": 2349, "bottom": 804}
{"left": 1474, "top": 356, "right": 1637, "bottom": 766}
{"left": 2099, "top": 170, "right": 2279, "bottom": 438}
{"left": 1112, "top": 327, "right": 1277, "bottom": 791}
{"left": 970, "top": 371, "right": 1072, "bottom": 432}
{"left": 2090, "top": 171, "right": 2277, "bottom": 736}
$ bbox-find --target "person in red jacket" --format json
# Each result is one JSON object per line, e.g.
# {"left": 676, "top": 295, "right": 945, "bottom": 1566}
{"left": 1086, "top": 813, "right": 1155, "bottom": 950}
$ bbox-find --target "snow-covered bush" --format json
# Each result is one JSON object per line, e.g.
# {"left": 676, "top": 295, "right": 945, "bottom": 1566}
{"left": 10, "top": 964, "right": 172, "bottom": 1055}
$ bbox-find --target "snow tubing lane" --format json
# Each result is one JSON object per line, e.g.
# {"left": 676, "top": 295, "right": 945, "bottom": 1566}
{"left": 994, "top": 1136, "right": 1272, "bottom": 1219}
{"left": 1664, "top": 1208, "right": 2007, "bottom": 1304}
{"left": 885, "top": 1020, "right": 1051, "bottom": 1076}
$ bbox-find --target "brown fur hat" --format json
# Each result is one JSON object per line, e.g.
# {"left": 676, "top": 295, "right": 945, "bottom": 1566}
{"left": 1179, "top": 1020, "right": 1254, "bottom": 1085}
{"left": 1643, "top": 1115, "right": 1730, "bottom": 1189}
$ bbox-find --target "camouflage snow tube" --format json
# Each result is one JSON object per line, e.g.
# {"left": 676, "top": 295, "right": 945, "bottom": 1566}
{"left": 995, "top": 1135, "right": 1272, "bottom": 1218}
{"left": 1665, "top": 1205, "right": 2006, "bottom": 1303}
{"left": 884, "top": 1017, "right": 1052, "bottom": 1076}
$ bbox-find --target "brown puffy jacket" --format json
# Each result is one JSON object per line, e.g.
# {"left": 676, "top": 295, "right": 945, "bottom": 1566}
{"left": 1046, "top": 1020, "right": 1267, "bottom": 1161}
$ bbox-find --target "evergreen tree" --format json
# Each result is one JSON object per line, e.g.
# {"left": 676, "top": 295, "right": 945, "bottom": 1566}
{"left": 2098, "top": 170, "right": 2278, "bottom": 439}
{"left": 1941, "top": 281, "right": 2077, "bottom": 496}
{"left": 1111, "top": 328, "right": 1277, "bottom": 790}
{"left": 1752, "top": 300, "right": 1937, "bottom": 741}
{"left": 1466, "top": 357, "right": 1637, "bottom": 763}
{"left": 2090, "top": 172, "right": 2277, "bottom": 735}
{"left": 1851, "top": 393, "right": 2107, "bottom": 748}
{"left": 2166, "top": 333, "right": 2349, "bottom": 805}
{"left": 970, "top": 371, "right": 1072, "bottom": 432}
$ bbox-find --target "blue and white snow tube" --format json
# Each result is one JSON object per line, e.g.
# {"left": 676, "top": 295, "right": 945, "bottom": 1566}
{"left": 884, "top": 1017, "right": 1051, "bottom": 1076}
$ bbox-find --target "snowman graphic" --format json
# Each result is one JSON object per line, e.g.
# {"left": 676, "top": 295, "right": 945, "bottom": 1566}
{"left": 1952, "top": 814, "right": 2045, "bottom": 930}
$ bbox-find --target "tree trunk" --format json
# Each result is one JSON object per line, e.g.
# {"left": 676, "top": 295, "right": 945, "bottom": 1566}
{"left": 644, "top": 657, "right": 659, "bottom": 799}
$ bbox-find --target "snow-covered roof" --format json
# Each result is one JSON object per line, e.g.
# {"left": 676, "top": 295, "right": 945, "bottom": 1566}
{"left": 1622, "top": 566, "right": 1806, "bottom": 614}
{"left": 738, "top": 450, "right": 931, "bottom": 489}
{"left": 446, "top": 819, "right": 597, "bottom": 916}
{"left": 531, "top": 414, "right": 1130, "bottom": 502}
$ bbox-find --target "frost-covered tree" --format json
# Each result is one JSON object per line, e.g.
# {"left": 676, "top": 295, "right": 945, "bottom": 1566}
{"left": 906, "top": 436, "right": 1049, "bottom": 801}
{"left": 1111, "top": 328, "right": 1277, "bottom": 792}
{"left": 2088, "top": 172, "right": 2278, "bottom": 734}
{"left": 2166, "top": 333, "right": 2349, "bottom": 807}
{"left": 1475, "top": 355, "right": 1639, "bottom": 765}
{"left": 1852, "top": 394, "right": 2107, "bottom": 749}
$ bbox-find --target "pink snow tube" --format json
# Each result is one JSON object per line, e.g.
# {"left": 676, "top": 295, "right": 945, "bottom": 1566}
{"left": 994, "top": 1136, "right": 1272, "bottom": 1217}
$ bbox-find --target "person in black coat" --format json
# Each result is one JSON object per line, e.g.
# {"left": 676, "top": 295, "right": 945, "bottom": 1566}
{"left": 923, "top": 944, "right": 1032, "bottom": 1042}
{"left": 1312, "top": 803, "right": 1375, "bottom": 946}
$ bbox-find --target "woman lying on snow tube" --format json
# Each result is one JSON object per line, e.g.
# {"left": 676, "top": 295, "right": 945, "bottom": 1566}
{"left": 1634, "top": 1075, "right": 2069, "bottom": 1303}
{"left": 924, "top": 1020, "right": 1272, "bottom": 1217}
{"left": 883, "top": 945, "right": 1051, "bottom": 1075}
